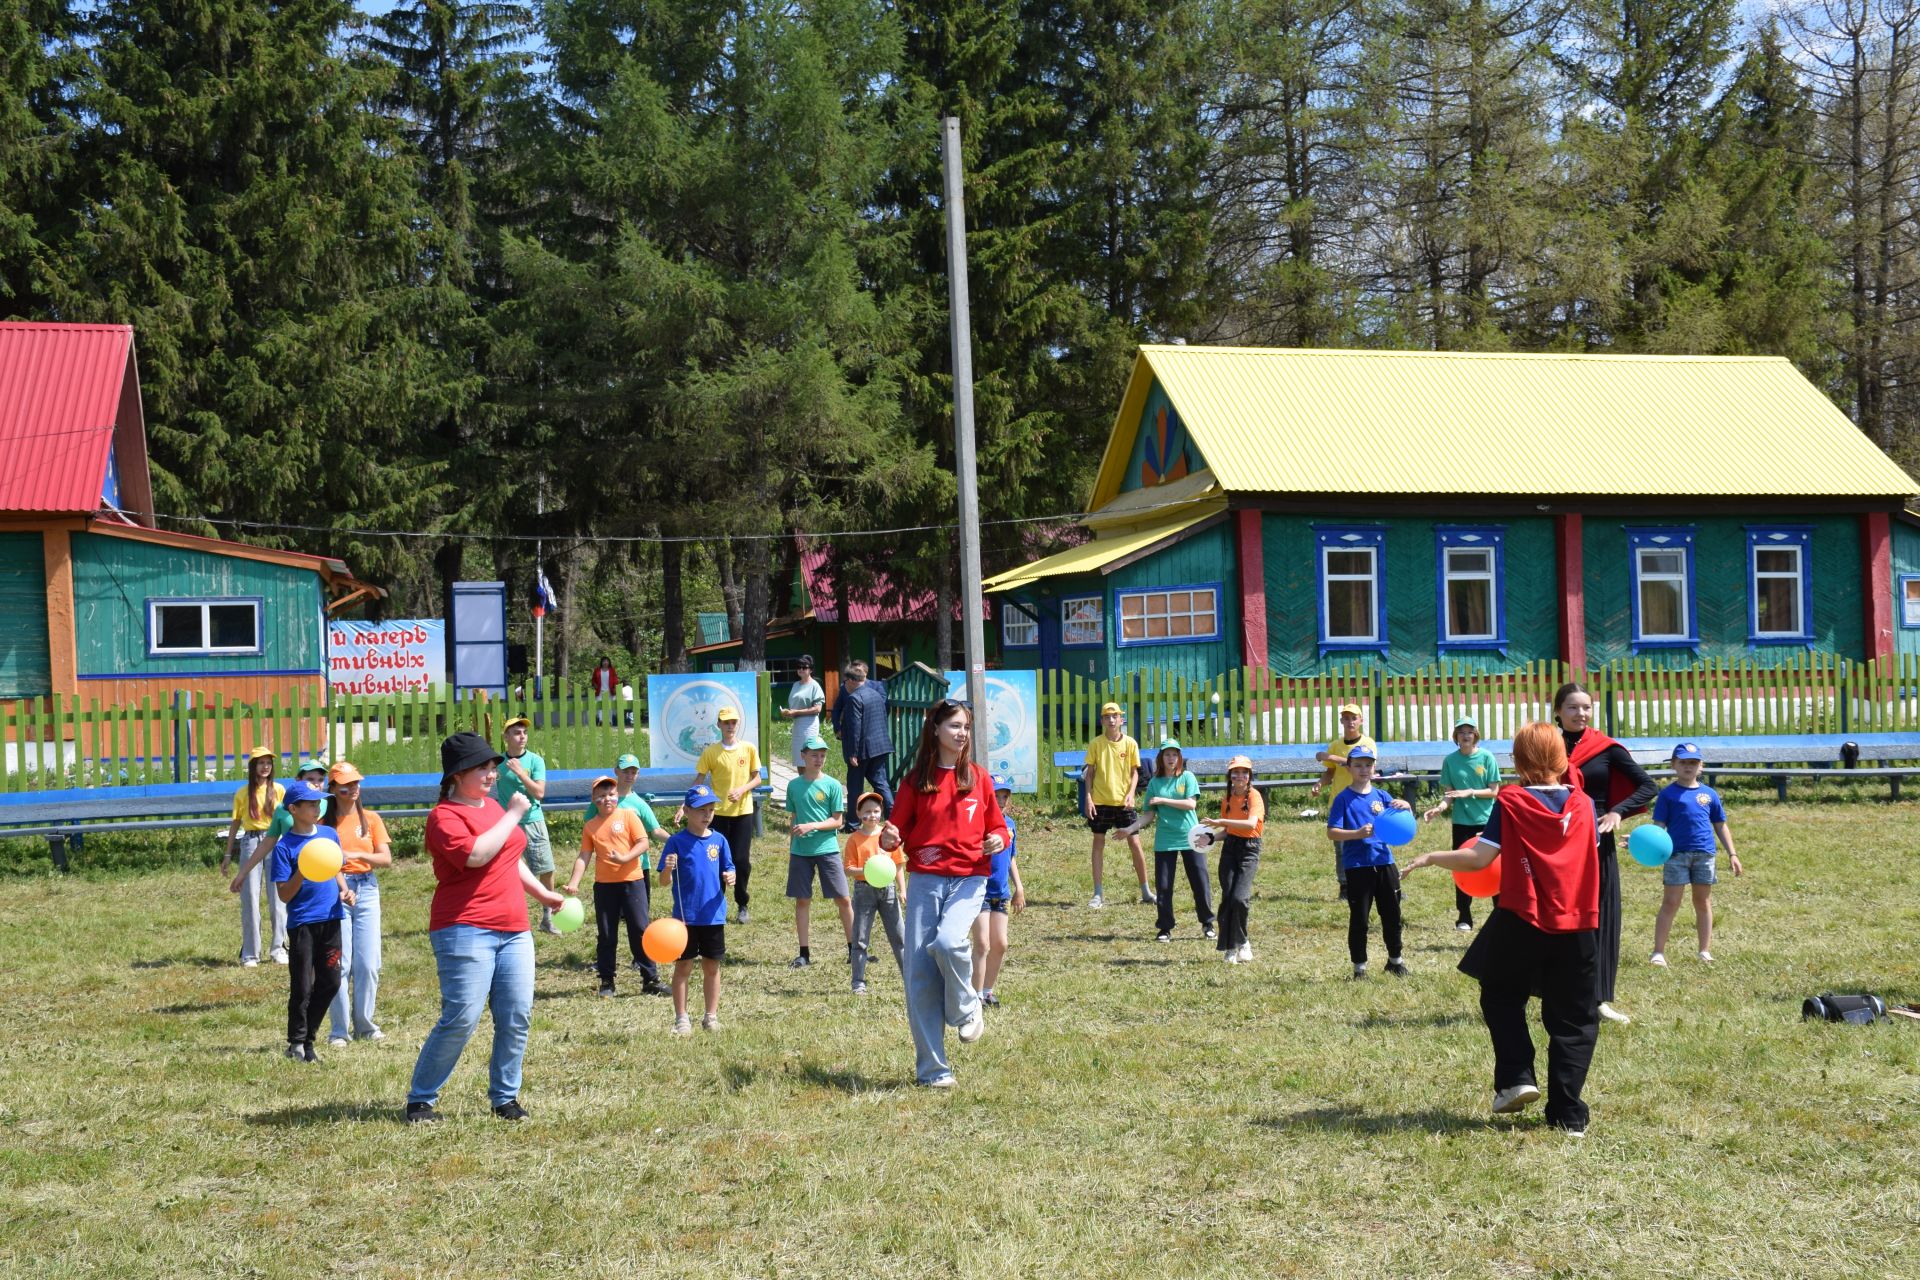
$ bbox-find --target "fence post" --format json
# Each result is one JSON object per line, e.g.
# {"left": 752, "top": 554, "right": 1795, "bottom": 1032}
{"left": 171, "top": 689, "right": 190, "bottom": 783}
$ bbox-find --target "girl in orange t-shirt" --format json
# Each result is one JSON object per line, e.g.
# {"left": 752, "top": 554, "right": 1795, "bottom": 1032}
{"left": 1203, "top": 757, "right": 1265, "bottom": 964}
{"left": 326, "top": 762, "right": 392, "bottom": 1044}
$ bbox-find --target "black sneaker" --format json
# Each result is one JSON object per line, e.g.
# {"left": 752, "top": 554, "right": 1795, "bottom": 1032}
{"left": 492, "top": 1100, "right": 529, "bottom": 1121}
{"left": 284, "top": 1043, "right": 304, "bottom": 1062}
{"left": 597, "top": 986, "right": 615, "bottom": 999}
{"left": 982, "top": 991, "right": 1001, "bottom": 1008}
{"left": 301, "top": 1042, "right": 322, "bottom": 1063}
{"left": 405, "top": 1102, "right": 441, "bottom": 1125}
{"left": 1386, "top": 959, "right": 1409, "bottom": 978}
{"left": 788, "top": 954, "right": 811, "bottom": 969}
{"left": 642, "top": 979, "right": 669, "bottom": 997}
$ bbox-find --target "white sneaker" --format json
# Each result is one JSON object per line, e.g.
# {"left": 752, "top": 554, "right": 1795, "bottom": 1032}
{"left": 1455, "top": 920, "right": 1474, "bottom": 932}
{"left": 1139, "top": 889, "right": 1157, "bottom": 905}
{"left": 736, "top": 909, "right": 751, "bottom": 924}
{"left": 328, "top": 1036, "right": 350, "bottom": 1049}
{"left": 1649, "top": 952, "right": 1668, "bottom": 968}
{"left": 269, "top": 948, "right": 289, "bottom": 965}
{"left": 1352, "top": 963, "right": 1367, "bottom": 980}
{"left": 701, "top": 1013, "right": 720, "bottom": 1032}
{"left": 241, "top": 958, "right": 260, "bottom": 968}
{"left": 1492, "top": 1083, "right": 1542, "bottom": 1114}
{"left": 1697, "top": 950, "right": 1713, "bottom": 964}
{"left": 1224, "top": 949, "right": 1240, "bottom": 965}
{"left": 1087, "top": 894, "right": 1106, "bottom": 910}
{"left": 360, "top": 1028, "right": 385, "bottom": 1042}
{"left": 1236, "top": 942, "right": 1252, "bottom": 963}
{"left": 922, "top": 1076, "right": 957, "bottom": 1089}
{"left": 671, "top": 1014, "right": 692, "bottom": 1036}
{"left": 957, "top": 1011, "right": 985, "bottom": 1043}
{"left": 1598, "top": 1002, "right": 1631, "bottom": 1025}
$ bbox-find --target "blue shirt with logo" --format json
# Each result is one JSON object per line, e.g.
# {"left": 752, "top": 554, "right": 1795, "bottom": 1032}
{"left": 986, "top": 813, "right": 1017, "bottom": 899}
{"left": 269, "top": 825, "right": 345, "bottom": 928}
{"left": 662, "top": 828, "right": 734, "bottom": 926}
{"left": 1327, "top": 787, "right": 1396, "bottom": 869}
{"left": 1653, "top": 782, "right": 1725, "bottom": 853}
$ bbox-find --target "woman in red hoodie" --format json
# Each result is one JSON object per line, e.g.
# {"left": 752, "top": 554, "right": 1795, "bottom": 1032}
{"left": 1404, "top": 721, "right": 1601, "bottom": 1135}
{"left": 883, "top": 699, "right": 1010, "bottom": 1088}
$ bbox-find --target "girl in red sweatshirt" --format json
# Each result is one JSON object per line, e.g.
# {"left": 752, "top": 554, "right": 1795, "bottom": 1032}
{"left": 884, "top": 699, "right": 1011, "bottom": 1087}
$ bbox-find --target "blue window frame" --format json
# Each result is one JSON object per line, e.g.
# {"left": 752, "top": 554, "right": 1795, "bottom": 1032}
{"left": 146, "top": 596, "right": 265, "bottom": 657}
{"left": 1060, "top": 595, "right": 1105, "bottom": 647}
{"left": 1315, "top": 526, "right": 1388, "bottom": 654}
{"left": 1434, "top": 527, "right": 1506, "bottom": 652}
{"left": 1626, "top": 527, "right": 1698, "bottom": 649}
{"left": 1000, "top": 599, "right": 1039, "bottom": 649}
{"left": 1747, "top": 526, "right": 1816, "bottom": 644}
{"left": 1115, "top": 582, "right": 1223, "bottom": 647}
{"left": 1901, "top": 576, "right": 1920, "bottom": 630}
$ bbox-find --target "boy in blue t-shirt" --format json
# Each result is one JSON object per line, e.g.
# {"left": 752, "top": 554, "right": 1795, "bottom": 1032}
{"left": 270, "top": 780, "right": 352, "bottom": 1062}
{"left": 1325, "top": 746, "right": 1412, "bottom": 979}
{"left": 970, "top": 777, "right": 1026, "bottom": 1008}
{"left": 1649, "top": 742, "right": 1743, "bottom": 966}
{"left": 659, "top": 784, "right": 736, "bottom": 1034}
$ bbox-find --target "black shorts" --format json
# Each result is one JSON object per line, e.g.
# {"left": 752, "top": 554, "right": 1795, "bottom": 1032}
{"left": 679, "top": 924, "right": 726, "bottom": 961}
{"left": 1089, "top": 804, "right": 1138, "bottom": 835}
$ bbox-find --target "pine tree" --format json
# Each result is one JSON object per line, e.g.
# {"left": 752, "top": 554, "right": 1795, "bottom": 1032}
{"left": 0, "top": 1, "right": 80, "bottom": 312}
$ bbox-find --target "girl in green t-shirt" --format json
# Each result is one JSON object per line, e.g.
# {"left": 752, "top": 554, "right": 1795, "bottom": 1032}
{"left": 1140, "top": 740, "right": 1215, "bottom": 943}
{"left": 1422, "top": 718, "right": 1501, "bottom": 930}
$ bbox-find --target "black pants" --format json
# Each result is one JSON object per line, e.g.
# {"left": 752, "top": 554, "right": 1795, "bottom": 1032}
{"left": 842, "top": 754, "right": 894, "bottom": 829}
{"left": 287, "top": 919, "right": 343, "bottom": 1046}
{"left": 1478, "top": 927, "right": 1601, "bottom": 1129}
{"left": 1345, "top": 863, "right": 1404, "bottom": 965}
{"left": 1215, "top": 837, "right": 1260, "bottom": 951}
{"left": 594, "top": 879, "right": 655, "bottom": 987}
{"left": 1154, "top": 849, "right": 1215, "bottom": 935}
{"left": 1596, "top": 835, "right": 1621, "bottom": 1002}
{"left": 713, "top": 814, "right": 754, "bottom": 911}
{"left": 1452, "top": 822, "right": 1487, "bottom": 923}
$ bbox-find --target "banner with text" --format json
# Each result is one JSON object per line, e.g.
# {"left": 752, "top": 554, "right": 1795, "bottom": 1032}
{"left": 328, "top": 620, "right": 447, "bottom": 695}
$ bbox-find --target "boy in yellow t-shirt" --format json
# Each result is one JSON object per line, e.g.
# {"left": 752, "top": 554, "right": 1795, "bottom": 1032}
{"left": 694, "top": 706, "right": 761, "bottom": 924}
{"left": 566, "top": 776, "right": 664, "bottom": 997}
{"left": 1082, "top": 702, "right": 1150, "bottom": 909}
{"left": 1313, "top": 702, "right": 1377, "bottom": 900}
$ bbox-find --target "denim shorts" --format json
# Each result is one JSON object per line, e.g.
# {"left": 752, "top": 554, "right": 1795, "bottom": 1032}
{"left": 1663, "top": 849, "right": 1717, "bottom": 886}
{"left": 982, "top": 896, "right": 1010, "bottom": 915}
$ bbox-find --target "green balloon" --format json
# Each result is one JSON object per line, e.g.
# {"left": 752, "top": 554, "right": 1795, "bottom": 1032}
{"left": 553, "top": 896, "right": 585, "bottom": 933}
{"left": 863, "top": 855, "right": 897, "bottom": 888}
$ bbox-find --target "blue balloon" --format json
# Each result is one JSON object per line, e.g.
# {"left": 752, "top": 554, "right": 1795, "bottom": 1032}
{"left": 1628, "top": 824, "right": 1673, "bottom": 867}
{"left": 1373, "top": 806, "right": 1418, "bottom": 846}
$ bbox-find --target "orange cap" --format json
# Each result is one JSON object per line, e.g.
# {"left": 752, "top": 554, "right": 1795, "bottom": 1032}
{"left": 327, "top": 761, "right": 364, "bottom": 785}
{"left": 1227, "top": 755, "right": 1254, "bottom": 774}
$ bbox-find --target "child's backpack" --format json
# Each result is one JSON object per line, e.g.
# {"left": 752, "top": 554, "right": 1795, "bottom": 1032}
{"left": 1801, "top": 993, "right": 1886, "bottom": 1025}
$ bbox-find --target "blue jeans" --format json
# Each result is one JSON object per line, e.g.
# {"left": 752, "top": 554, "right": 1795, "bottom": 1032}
{"left": 407, "top": 925, "right": 534, "bottom": 1108}
{"left": 902, "top": 872, "right": 986, "bottom": 1084}
{"left": 328, "top": 872, "right": 382, "bottom": 1039}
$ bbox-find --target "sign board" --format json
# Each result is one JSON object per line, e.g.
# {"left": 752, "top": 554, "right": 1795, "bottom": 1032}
{"left": 945, "top": 668, "right": 1038, "bottom": 793}
{"left": 451, "top": 581, "right": 507, "bottom": 698}
{"left": 646, "top": 672, "right": 761, "bottom": 769}
{"left": 327, "top": 620, "right": 446, "bottom": 695}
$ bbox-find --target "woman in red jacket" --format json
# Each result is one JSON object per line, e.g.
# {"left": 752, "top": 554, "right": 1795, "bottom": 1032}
{"left": 1403, "top": 721, "right": 1602, "bottom": 1135}
{"left": 882, "top": 699, "right": 1010, "bottom": 1088}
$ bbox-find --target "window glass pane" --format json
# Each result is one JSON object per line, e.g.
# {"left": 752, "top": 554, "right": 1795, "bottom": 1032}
{"left": 1640, "top": 579, "right": 1684, "bottom": 636}
{"left": 1195, "top": 589, "right": 1216, "bottom": 618}
{"left": 1146, "top": 616, "right": 1168, "bottom": 638}
{"left": 1447, "top": 548, "right": 1492, "bottom": 575}
{"left": 1167, "top": 591, "right": 1190, "bottom": 613}
{"left": 208, "top": 604, "right": 257, "bottom": 649}
{"left": 155, "top": 605, "right": 203, "bottom": 651}
{"left": 1122, "top": 616, "right": 1145, "bottom": 640}
{"left": 1169, "top": 613, "right": 1192, "bottom": 637}
{"left": 1642, "top": 551, "right": 1684, "bottom": 576}
{"left": 1906, "top": 580, "right": 1920, "bottom": 627}
{"left": 1756, "top": 577, "right": 1799, "bottom": 633}
{"left": 1328, "top": 579, "right": 1374, "bottom": 639}
{"left": 1062, "top": 597, "right": 1104, "bottom": 646}
{"left": 1756, "top": 548, "right": 1798, "bottom": 575}
{"left": 1120, "top": 595, "right": 1144, "bottom": 618}
{"left": 1326, "top": 550, "right": 1372, "bottom": 577}
{"left": 1447, "top": 579, "right": 1491, "bottom": 637}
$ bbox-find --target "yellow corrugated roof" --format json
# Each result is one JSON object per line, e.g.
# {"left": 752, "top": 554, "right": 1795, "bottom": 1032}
{"left": 984, "top": 502, "right": 1224, "bottom": 593}
{"left": 1088, "top": 346, "right": 1919, "bottom": 509}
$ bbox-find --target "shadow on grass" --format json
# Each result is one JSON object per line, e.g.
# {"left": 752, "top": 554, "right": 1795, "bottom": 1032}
{"left": 796, "top": 1061, "right": 900, "bottom": 1095}
{"left": 130, "top": 956, "right": 226, "bottom": 970}
{"left": 1256, "top": 1104, "right": 1488, "bottom": 1136}
{"left": 154, "top": 1000, "right": 245, "bottom": 1015}
{"left": 1108, "top": 957, "right": 1174, "bottom": 968}
{"left": 247, "top": 1101, "right": 401, "bottom": 1127}
{"left": 1352, "top": 1010, "right": 1474, "bottom": 1030}
{"left": 722, "top": 1063, "right": 758, "bottom": 1092}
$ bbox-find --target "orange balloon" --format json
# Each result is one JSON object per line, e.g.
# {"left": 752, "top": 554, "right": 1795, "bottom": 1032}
{"left": 1451, "top": 835, "right": 1501, "bottom": 899}
{"left": 642, "top": 917, "right": 689, "bottom": 964}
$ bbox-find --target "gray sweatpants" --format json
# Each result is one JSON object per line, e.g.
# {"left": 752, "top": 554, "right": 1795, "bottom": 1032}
{"left": 850, "top": 881, "right": 905, "bottom": 988}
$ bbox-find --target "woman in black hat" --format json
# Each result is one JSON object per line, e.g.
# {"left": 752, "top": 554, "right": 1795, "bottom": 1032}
{"left": 405, "top": 732, "right": 566, "bottom": 1124}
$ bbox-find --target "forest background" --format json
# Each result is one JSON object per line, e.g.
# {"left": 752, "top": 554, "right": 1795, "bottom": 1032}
{"left": 3, "top": 0, "right": 1916, "bottom": 677}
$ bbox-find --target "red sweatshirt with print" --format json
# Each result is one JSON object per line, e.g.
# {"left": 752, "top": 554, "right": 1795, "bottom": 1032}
{"left": 888, "top": 763, "right": 1012, "bottom": 879}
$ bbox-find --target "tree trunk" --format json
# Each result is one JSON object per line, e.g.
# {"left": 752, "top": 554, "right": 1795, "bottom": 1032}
{"left": 661, "top": 536, "right": 687, "bottom": 672}
{"left": 740, "top": 535, "right": 770, "bottom": 672}
{"left": 716, "top": 541, "right": 744, "bottom": 641}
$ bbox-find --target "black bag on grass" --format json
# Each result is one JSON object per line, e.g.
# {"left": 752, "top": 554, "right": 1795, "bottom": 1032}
{"left": 1802, "top": 993, "right": 1886, "bottom": 1025}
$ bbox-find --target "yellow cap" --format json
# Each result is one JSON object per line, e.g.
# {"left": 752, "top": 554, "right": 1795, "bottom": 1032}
{"left": 504, "top": 716, "right": 532, "bottom": 732}
{"left": 1100, "top": 702, "right": 1123, "bottom": 717}
{"left": 1338, "top": 703, "right": 1364, "bottom": 716}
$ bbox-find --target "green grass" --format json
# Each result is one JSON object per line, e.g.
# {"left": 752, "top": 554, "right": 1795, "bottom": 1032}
{"left": 2, "top": 797, "right": 1918, "bottom": 1278}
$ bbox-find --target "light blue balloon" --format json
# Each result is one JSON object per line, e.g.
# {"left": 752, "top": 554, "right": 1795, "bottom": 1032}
{"left": 1628, "top": 824, "right": 1673, "bottom": 867}
{"left": 1373, "top": 807, "right": 1418, "bottom": 847}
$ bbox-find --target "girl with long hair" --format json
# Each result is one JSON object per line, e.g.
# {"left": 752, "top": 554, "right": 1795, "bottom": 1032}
{"left": 882, "top": 700, "right": 1010, "bottom": 1088}
{"left": 222, "top": 747, "right": 287, "bottom": 966}
{"left": 324, "top": 762, "right": 392, "bottom": 1044}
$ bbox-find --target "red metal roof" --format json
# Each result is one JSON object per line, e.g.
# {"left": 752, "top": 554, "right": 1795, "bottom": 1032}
{"left": 799, "top": 543, "right": 989, "bottom": 624}
{"left": 0, "top": 322, "right": 133, "bottom": 515}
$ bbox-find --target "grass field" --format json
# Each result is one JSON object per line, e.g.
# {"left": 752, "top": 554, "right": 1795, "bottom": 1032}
{"left": 3, "top": 794, "right": 1919, "bottom": 1279}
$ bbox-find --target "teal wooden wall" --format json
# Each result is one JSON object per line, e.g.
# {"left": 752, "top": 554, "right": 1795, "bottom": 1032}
{"left": 71, "top": 533, "right": 323, "bottom": 677}
{"left": 1887, "top": 520, "right": 1920, "bottom": 659}
{"left": 0, "top": 532, "right": 51, "bottom": 698}
{"left": 1582, "top": 515, "right": 1862, "bottom": 667}
{"left": 1262, "top": 515, "right": 1560, "bottom": 675}
{"left": 1117, "top": 379, "right": 1207, "bottom": 495}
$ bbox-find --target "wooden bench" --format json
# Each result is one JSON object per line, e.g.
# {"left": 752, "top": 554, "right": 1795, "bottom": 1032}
{"left": 0, "top": 767, "right": 768, "bottom": 870}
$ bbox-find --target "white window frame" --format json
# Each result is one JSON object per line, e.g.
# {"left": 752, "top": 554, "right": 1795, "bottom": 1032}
{"left": 1000, "top": 600, "right": 1039, "bottom": 649}
{"left": 1115, "top": 583, "right": 1222, "bottom": 647}
{"left": 1318, "top": 533, "right": 1384, "bottom": 648}
{"left": 1061, "top": 595, "right": 1105, "bottom": 647}
{"left": 1634, "top": 546, "right": 1691, "bottom": 641}
{"left": 1439, "top": 542, "right": 1499, "bottom": 644}
{"left": 1751, "top": 544, "right": 1804, "bottom": 638}
{"left": 147, "top": 597, "right": 264, "bottom": 657}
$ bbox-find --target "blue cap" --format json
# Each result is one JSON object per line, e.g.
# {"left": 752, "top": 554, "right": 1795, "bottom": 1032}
{"left": 684, "top": 783, "right": 719, "bottom": 809}
{"left": 1672, "top": 742, "right": 1703, "bottom": 760}
{"left": 991, "top": 774, "right": 1012, "bottom": 792}
{"left": 284, "top": 780, "right": 328, "bottom": 806}
{"left": 1346, "top": 744, "right": 1378, "bottom": 762}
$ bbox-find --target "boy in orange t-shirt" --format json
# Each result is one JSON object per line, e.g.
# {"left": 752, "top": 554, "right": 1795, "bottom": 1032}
{"left": 843, "top": 792, "right": 906, "bottom": 994}
{"left": 565, "top": 776, "right": 664, "bottom": 997}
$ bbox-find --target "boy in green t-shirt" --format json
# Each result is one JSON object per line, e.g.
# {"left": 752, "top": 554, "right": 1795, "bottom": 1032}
{"left": 784, "top": 735, "right": 850, "bottom": 968}
{"left": 1422, "top": 716, "right": 1500, "bottom": 930}
{"left": 1313, "top": 703, "right": 1377, "bottom": 900}
{"left": 1081, "top": 703, "right": 1150, "bottom": 909}
{"left": 497, "top": 716, "right": 555, "bottom": 931}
